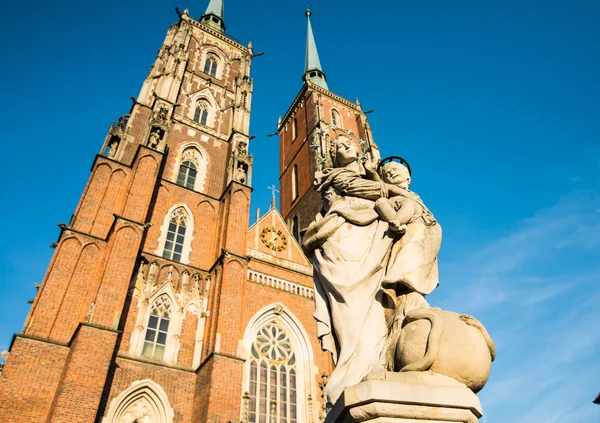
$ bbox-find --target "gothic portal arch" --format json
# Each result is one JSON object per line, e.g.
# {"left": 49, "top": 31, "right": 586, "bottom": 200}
{"left": 104, "top": 379, "right": 174, "bottom": 423}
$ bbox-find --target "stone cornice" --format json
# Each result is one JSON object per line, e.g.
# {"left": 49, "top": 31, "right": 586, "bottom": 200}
{"left": 140, "top": 251, "right": 212, "bottom": 276}
{"left": 247, "top": 249, "right": 313, "bottom": 277}
{"left": 116, "top": 353, "right": 196, "bottom": 373}
{"left": 187, "top": 18, "right": 250, "bottom": 52}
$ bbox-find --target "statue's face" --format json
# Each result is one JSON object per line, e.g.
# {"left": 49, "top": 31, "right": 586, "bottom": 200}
{"left": 334, "top": 137, "right": 358, "bottom": 167}
{"left": 382, "top": 163, "right": 410, "bottom": 188}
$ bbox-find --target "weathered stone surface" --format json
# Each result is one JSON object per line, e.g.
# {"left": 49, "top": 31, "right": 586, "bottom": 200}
{"left": 325, "top": 372, "right": 483, "bottom": 423}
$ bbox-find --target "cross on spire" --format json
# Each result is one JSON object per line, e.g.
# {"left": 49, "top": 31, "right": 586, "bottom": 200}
{"left": 267, "top": 185, "right": 279, "bottom": 209}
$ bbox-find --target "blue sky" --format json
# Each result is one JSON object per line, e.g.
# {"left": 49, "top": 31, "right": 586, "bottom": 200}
{"left": 0, "top": 0, "right": 599, "bottom": 421}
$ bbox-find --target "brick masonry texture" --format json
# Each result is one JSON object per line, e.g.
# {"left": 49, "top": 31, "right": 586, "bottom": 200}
{"left": 0, "top": 14, "right": 351, "bottom": 423}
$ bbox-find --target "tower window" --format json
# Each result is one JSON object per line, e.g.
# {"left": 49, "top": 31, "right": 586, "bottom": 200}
{"left": 291, "top": 164, "right": 298, "bottom": 201}
{"left": 203, "top": 53, "right": 219, "bottom": 78}
{"left": 292, "top": 216, "right": 299, "bottom": 242}
{"left": 177, "top": 160, "right": 197, "bottom": 189}
{"left": 142, "top": 295, "right": 172, "bottom": 360}
{"left": 194, "top": 101, "right": 209, "bottom": 125}
{"left": 292, "top": 118, "right": 298, "bottom": 140}
{"left": 247, "top": 322, "right": 298, "bottom": 423}
{"left": 162, "top": 207, "right": 189, "bottom": 262}
{"left": 331, "top": 109, "right": 342, "bottom": 128}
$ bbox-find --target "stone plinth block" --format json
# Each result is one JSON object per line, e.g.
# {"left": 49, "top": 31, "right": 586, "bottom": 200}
{"left": 325, "top": 371, "right": 483, "bottom": 423}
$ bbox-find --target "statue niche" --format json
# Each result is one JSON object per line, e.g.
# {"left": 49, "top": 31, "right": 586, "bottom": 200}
{"left": 103, "top": 114, "right": 129, "bottom": 160}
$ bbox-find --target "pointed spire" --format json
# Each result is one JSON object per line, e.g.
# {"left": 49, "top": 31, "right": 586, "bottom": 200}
{"left": 303, "top": 8, "right": 328, "bottom": 90}
{"left": 200, "top": 0, "right": 226, "bottom": 32}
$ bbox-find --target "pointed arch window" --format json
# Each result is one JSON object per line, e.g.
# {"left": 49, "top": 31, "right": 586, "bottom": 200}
{"left": 142, "top": 296, "right": 172, "bottom": 360}
{"left": 291, "top": 164, "right": 298, "bottom": 201}
{"left": 248, "top": 322, "right": 298, "bottom": 423}
{"left": 292, "top": 118, "right": 298, "bottom": 140}
{"left": 203, "top": 53, "right": 219, "bottom": 77}
{"left": 176, "top": 147, "right": 205, "bottom": 192}
{"left": 162, "top": 207, "right": 189, "bottom": 262}
{"left": 194, "top": 100, "right": 209, "bottom": 125}
{"left": 177, "top": 160, "right": 197, "bottom": 189}
{"left": 331, "top": 109, "right": 342, "bottom": 128}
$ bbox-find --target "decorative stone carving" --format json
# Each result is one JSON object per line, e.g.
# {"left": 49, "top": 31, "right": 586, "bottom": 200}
{"left": 147, "top": 128, "right": 161, "bottom": 149}
{"left": 301, "top": 133, "right": 495, "bottom": 416}
{"left": 170, "top": 207, "right": 189, "bottom": 226}
{"left": 235, "top": 163, "right": 247, "bottom": 184}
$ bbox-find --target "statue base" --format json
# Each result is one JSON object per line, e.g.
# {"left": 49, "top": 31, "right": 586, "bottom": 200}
{"left": 324, "top": 371, "right": 483, "bottom": 423}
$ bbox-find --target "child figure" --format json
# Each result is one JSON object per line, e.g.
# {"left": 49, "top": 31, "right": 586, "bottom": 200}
{"left": 372, "top": 161, "right": 435, "bottom": 233}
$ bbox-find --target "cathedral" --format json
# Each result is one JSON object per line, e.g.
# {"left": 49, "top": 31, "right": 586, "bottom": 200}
{"left": 0, "top": 1, "right": 374, "bottom": 422}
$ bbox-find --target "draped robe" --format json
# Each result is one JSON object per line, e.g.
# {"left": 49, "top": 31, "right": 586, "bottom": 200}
{"left": 303, "top": 167, "right": 441, "bottom": 404}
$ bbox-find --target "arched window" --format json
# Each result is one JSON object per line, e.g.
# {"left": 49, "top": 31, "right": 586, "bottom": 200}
{"left": 105, "top": 379, "right": 174, "bottom": 423}
{"left": 194, "top": 100, "right": 209, "bottom": 125}
{"left": 292, "top": 118, "right": 298, "bottom": 140}
{"left": 331, "top": 109, "right": 342, "bottom": 128}
{"left": 248, "top": 321, "right": 298, "bottom": 423}
{"left": 177, "top": 160, "right": 197, "bottom": 189}
{"left": 175, "top": 147, "right": 206, "bottom": 192}
{"left": 142, "top": 296, "right": 172, "bottom": 360}
{"left": 162, "top": 207, "right": 189, "bottom": 262}
{"left": 203, "top": 53, "right": 219, "bottom": 77}
{"left": 291, "top": 164, "right": 298, "bottom": 201}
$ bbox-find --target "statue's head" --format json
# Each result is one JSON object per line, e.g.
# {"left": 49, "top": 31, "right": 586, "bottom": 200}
{"left": 381, "top": 162, "right": 411, "bottom": 189}
{"left": 331, "top": 135, "right": 358, "bottom": 167}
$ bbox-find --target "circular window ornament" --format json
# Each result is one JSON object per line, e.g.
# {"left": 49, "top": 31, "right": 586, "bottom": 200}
{"left": 252, "top": 322, "right": 294, "bottom": 363}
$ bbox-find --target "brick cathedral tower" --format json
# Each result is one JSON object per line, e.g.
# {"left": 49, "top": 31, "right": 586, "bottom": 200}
{"left": 279, "top": 10, "right": 377, "bottom": 239}
{"left": 0, "top": 2, "right": 331, "bottom": 423}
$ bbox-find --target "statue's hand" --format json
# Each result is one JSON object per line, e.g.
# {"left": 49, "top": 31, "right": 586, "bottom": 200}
{"left": 364, "top": 159, "right": 381, "bottom": 181}
{"left": 363, "top": 159, "right": 377, "bottom": 173}
{"left": 389, "top": 220, "right": 407, "bottom": 234}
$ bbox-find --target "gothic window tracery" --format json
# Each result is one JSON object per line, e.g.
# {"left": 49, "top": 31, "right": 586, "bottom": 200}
{"left": 162, "top": 207, "right": 189, "bottom": 262}
{"left": 203, "top": 53, "right": 219, "bottom": 78}
{"left": 193, "top": 100, "right": 209, "bottom": 125}
{"left": 176, "top": 148, "right": 204, "bottom": 191}
{"left": 248, "top": 321, "right": 298, "bottom": 423}
{"left": 142, "top": 295, "right": 172, "bottom": 360}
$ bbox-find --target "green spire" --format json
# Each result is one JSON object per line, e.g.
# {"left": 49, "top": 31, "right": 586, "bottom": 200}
{"left": 304, "top": 8, "right": 328, "bottom": 90}
{"left": 200, "top": 0, "right": 226, "bottom": 32}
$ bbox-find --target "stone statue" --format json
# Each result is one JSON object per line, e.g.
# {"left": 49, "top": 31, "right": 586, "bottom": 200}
{"left": 108, "top": 139, "right": 119, "bottom": 158}
{"left": 148, "top": 129, "right": 161, "bottom": 149}
{"left": 302, "top": 134, "right": 495, "bottom": 415}
{"left": 235, "top": 163, "right": 246, "bottom": 184}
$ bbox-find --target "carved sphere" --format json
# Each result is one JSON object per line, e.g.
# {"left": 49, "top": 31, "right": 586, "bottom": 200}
{"left": 395, "top": 308, "right": 495, "bottom": 393}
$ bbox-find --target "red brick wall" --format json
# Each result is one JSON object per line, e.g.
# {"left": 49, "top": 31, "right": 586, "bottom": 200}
{"left": 0, "top": 336, "right": 69, "bottom": 423}
{"left": 48, "top": 325, "right": 118, "bottom": 422}
{"left": 1, "top": 17, "right": 341, "bottom": 423}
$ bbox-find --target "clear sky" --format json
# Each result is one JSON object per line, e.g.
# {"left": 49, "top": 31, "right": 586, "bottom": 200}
{"left": 1, "top": 0, "right": 599, "bottom": 421}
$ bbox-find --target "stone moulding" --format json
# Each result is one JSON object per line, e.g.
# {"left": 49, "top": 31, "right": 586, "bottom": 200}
{"left": 325, "top": 371, "right": 483, "bottom": 423}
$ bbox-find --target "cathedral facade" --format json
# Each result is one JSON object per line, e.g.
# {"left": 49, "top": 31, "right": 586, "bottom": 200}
{"left": 0, "top": 2, "right": 373, "bottom": 422}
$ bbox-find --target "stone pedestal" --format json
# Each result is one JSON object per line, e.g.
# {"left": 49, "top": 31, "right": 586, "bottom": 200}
{"left": 325, "top": 371, "right": 483, "bottom": 423}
